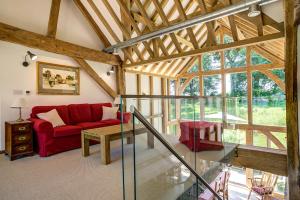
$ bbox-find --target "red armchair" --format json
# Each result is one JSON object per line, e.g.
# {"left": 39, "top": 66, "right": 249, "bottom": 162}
{"left": 29, "top": 103, "right": 131, "bottom": 157}
{"left": 179, "top": 121, "right": 224, "bottom": 152}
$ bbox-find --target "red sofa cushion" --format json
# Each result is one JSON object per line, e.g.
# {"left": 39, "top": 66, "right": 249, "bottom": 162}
{"left": 53, "top": 125, "right": 82, "bottom": 138}
{"left": 68, "top": 104, "right": 92, "bottom": 123}
{"left": 77, "top": 121, "right": 106, "bottom": 129}
{"left": 31, "top": 105, "right": 71, "bottom": 125}
{"left": 77, "top": 119, "right": 121, "bottom": 129}
{"left": 100, "top": 119, "right": 122, "bottom": 126}
{"left": 90, "top": 103, "right": 112, "bottom": 121}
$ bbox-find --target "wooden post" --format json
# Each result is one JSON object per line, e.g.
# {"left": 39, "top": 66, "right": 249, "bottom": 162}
{"left": 220, "top": 32, "right": 227, "bottom": 125}
{"left": 47, "top": 0, "right": 61, "bottom": 38}
{"left": 199, "top": 55, "right": 205, "bottom": 120}
{"left": 175, "top": 79, "right": 181, "bottom": 135}
{"left": 245, "top": 46, "right": 255, "bottom": 190}
{"left": 136, "top": 74, "right": 141, "bottom": 111}
{"left": 284, "top": 0, "right": 300, "bottom": 198}
{"left": 116, "top": 66, "right": 126, "bottom": 110}
{"left": 167, "top": 79, "right": 171, "bottom": 133}
{"left": 246, "top": 47, "right": 253, "bottom": 125}
{"left": 161, "top": 78, "right": 168, "bottom": 134}
{"left": 149, "top": 76, "right": 154, "bottom": 125}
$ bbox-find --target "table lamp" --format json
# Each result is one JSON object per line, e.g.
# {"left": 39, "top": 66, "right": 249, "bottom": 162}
{"left": 11, "top": 97, "right": 27, "bottom": 122}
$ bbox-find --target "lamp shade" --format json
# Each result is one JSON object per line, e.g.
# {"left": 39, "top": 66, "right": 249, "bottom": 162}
{"left": 113, "top": 95, "right": 123, "bottom": 105}
{"left": 11, "top": 97, "right": 27, "bottom": 108}
{"left": 27, "top": 51, "right": 37, "bottom": 61}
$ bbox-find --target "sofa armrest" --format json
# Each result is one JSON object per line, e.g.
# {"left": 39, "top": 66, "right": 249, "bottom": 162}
{"left": 29, "top": 118, "right": 54, "bottom": 138}
{"left": 117, "top": 112, "right": 131, "bottom": 123}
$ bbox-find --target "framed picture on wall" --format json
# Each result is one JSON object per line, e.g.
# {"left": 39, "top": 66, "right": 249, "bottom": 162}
{"left": 37, "top": 62, "right": 80, "bottom": 95}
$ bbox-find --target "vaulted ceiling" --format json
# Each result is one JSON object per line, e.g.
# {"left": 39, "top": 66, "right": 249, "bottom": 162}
{"left": 75, "top": 0, "right": 285, "bottom": 78}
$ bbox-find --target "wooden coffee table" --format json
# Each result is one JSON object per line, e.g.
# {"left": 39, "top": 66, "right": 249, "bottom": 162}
{"left": 81, "top": 123, "right": 154, "bottom": 165}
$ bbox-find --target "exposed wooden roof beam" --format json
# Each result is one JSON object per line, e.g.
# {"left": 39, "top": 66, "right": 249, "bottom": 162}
{"left": 101, "top": 0, "right": 144, "bottom": 61}
{"left": 174, "top": 0, "right": 199, "bottom": 49}
{"left": 133, "top": 0, "right": 169, "bottom": 56}
{"left": 196, "top": 0, "right": 216, "bottom": 45}
{"left": 74, "top": 58, "right": 117, "bottom": 98}
{"left": 176, "top": 34, "right": 194, "bottom": 48}
{"left": 87, "top": 0, "right": 134, "bottom": 63}
{"left": 73, "top": 0, "right": 110, "bottom": 47}
{"left": 123, "top": 32, "right": 284, "bottom": 68}
{"left": 116, "top": 0, "right": 154, "bottom": 57}
{"left": 151, "top": 0, "right": 183, "bottom": 53}
{"left": 47, "top": 0, "right": 61, "bottom": 38}
{"left": 0, "top": 22, "right": 120, "bottom": 65}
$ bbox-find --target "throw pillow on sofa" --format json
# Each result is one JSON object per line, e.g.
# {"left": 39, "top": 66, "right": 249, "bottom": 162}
{"left": 37, "top": 109, "right": 66, "bottom": 127}
{"left": 102, "top": 106, "right": 118, "bottom": 120}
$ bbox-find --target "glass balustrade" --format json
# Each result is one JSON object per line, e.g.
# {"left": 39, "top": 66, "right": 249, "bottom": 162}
{"left": 120, "top": 95, "right": 242, "bottom": 200}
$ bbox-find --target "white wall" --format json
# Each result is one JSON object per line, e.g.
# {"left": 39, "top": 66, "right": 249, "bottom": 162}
{"left": 0, "top": 0, "right": 103, "bottom": 50}
{"left": 0, "top": 41, "right": 116, "bottom": 150}
{"left": 0, "top": 0, "right": 119, "bottom": 150}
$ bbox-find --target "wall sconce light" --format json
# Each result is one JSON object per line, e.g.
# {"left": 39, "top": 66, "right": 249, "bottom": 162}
{"left": 248, "top": 4, "right": 261, "bottom": 18}
{"left": 112, "top": 48, "right": 119, "bottom": 55}
{"left": 23, "top": 51, "right": 37, "bottom": 67}
{"left": 107, "top": 66, "right": 115, "bottom": 76}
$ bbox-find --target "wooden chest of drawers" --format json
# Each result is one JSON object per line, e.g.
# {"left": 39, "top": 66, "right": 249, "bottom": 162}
{"left": 5, "top": 121, "right": 34, "bottom": 161}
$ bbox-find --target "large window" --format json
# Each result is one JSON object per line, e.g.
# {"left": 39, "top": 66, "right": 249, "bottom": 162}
{"left": 225, "top": 48, "right": 246, "bottom": 68}
{"left": 251, "top": 51, "right": 271, "bottom": 65}
{"left": 168, "top": 36, "right": 286, "bottom": 150}
{"left": 252, "top": 71, "right": 286, "bottom": 126}
{"left": 226, "top": 73, "right": 248, "bottom": 124}
{"left": 203, "top": 75, "right": 221, "bottom": 96}
{"left": 202, "top": 52, "right": 221, "bottom": 71}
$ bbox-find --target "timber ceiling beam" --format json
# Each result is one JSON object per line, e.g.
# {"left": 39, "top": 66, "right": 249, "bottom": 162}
{"left": 0, "top": 22, "right": 120, "bottom": 65}
{"left": 231, "top": 145, "right": 287, "bottom": 176}
{"left": 87, "top": 0, "right": 135, "bottom": 63}
{"left": 133, "top": 0, "right": 169, "bottom": 56}
{"left": 116, "top": 0, "right": 154, "bottom": 58}
{"left": 47, "top": 0, "right": 61, "bottom": 38}
{"left": 196, "top": 0, "right": 217, "bottom": 45}
{"left": 174, "top": 0, "right": 199, "bottom": 49}
{"left": 73, "top": 0, "right": 110, "bottom": 48}
{"left": 123, "top": 32, "right": 284, "bottom": 68}
{"left": 101, "top": 0, "right": 144, "bottom": 61}
{"left": 74, "top": 57, "right": 117, "bottom": 98}
{"left": 151, "top": 0, "right": 183, "bottom": 53}
{"left": 224, "top": 0, "right": 238, "bottom": 41}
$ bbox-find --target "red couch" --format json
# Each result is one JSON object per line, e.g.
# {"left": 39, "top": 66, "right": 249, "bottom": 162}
{"left": 179, "top": 121, "right": 224, "bottom": 152}
{"left": 29, "top": 103, "right": 131, "bottom": 157}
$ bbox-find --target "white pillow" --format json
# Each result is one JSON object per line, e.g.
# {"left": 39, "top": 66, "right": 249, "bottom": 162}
{"left": 102, "top": 106, "right": 118, "bottom": 120}
{"left": 37, "top": 109, "right": 65, "bottom": 127}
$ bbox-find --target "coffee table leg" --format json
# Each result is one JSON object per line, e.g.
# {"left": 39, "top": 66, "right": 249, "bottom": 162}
{"left": 101, "top": 135, "right": 110, "bottom": 164}
{"left": 147, "top": 131, "right": 154, "bottom": 149}
{"left": 127, "top": 135, "right": 133, "bottom": 144}
{"left": 81, "top": 133, "right": 90, "bottom": 157}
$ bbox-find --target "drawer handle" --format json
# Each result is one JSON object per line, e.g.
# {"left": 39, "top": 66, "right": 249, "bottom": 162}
{"left": 18, "top": 146, "right": 26, "bottom": 151}
{"left": 18, "top": 127, "right": 26, "bottom": 131}
{"left": 18, "top": 136, "right": 26, "bottom": 141}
